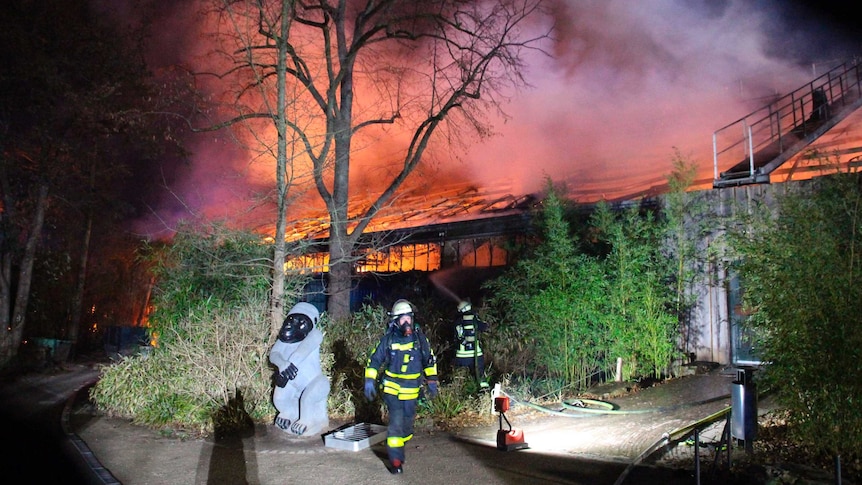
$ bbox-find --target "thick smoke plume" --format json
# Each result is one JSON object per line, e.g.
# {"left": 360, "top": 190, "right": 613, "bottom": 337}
{"left": 461, "top": 0, "right": 859, "bottom": 200}
{"left": 101, "top": 0, "right": 860, "bottom": 236}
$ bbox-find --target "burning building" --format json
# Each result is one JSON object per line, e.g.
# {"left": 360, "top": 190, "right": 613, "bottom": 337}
{"left": 285, "top": 180, "right": 537, "bottom": 311}
{"left": 285, "top": 57, "right": 862, "bottom": 368}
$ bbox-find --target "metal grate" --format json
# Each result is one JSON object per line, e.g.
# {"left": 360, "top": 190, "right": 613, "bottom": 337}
{"left": 323, "top": 423, "right": 387, "bottom": 452}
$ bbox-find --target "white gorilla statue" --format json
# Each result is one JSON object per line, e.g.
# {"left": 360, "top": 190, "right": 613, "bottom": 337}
{"left": 269, "top": 302, "right": 330, "bottom": 436}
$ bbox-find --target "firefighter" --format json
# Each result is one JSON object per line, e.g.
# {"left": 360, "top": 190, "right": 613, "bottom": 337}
{"left": 453, "top": 300, "right": 489, "bottom": 389}
{"left": 364, "top": 299, "right": 438, "bottom": 474}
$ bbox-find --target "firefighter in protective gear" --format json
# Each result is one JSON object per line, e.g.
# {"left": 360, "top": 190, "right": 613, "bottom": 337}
{"left": 269, "top": 302, "right": 330, "bottom": 436}
{"left": 364, "top": 299, "right": 438, "bottom": 474}
{"left": 454, "top": 300, "right": 489, "bottom": 389}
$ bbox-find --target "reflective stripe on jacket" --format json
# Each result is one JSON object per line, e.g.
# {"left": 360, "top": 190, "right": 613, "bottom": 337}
{"left": 365, "top": 327, "right": 437, "bottom": 400}
{"left": 455, "top": 313, "right": 484, "bottom": 359}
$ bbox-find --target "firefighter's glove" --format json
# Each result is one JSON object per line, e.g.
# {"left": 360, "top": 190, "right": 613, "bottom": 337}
{"left": 364, "top": 378, "right": 377, "bottom": 401}
{"left": 427, "top": 380, "right": 439, "bottom": 399}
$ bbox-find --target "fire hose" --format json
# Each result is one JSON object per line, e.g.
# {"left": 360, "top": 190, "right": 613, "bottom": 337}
{"left": 502, "top": 391, "right": 731, "bottom": 417}
{"left": 499, "top": 390, "right": 736, "bottom": 484}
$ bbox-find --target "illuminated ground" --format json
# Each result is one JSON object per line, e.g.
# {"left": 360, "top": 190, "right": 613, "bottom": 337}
{"left": 1, "top": 362, "right": 844, "bottom": 484}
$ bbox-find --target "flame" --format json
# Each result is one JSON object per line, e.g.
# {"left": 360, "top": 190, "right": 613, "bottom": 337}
{"left": 357, "top": 243, "right": 441, "bottom": 273}
{"left": 285, "top": 252, "right": 329, "bottom": 274}
{"left": 280, "top": 180, "right": 526, "bottom": 273}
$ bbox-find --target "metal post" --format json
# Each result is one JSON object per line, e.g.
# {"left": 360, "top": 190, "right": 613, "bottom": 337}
{"left": 725, "top": 413, "right": 732, "bottom": 470}
{"left": 835, "top": 454, "right": 842, "bottom": 485}
{"left": 776, "top": 107, "right": 783, "bottom": 152}
{"left": 694, "top": 428, "right": 701, "bottom": 485}
{"left": 747, "top": 125, "right": 755, "bottom": 177}
{"left": 713, "top": 132, "right": 718, "bottom": 180}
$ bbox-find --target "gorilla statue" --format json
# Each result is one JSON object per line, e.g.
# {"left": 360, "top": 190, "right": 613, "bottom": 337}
{"left": 269, "top": 302, "right": 330, "bottom": 436}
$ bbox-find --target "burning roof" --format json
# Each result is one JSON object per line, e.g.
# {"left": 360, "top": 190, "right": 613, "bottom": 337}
{"left": 283, "top": 180, "right": 538, "bottom": 243}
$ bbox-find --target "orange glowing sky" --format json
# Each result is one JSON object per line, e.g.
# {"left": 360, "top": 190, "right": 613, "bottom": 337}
{"left": 110, "top": 0, "right": 861, "bottom": 238}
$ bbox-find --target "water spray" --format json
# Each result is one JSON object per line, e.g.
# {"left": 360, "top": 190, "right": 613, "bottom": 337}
{"left": 429, "top": 269, "right": 463, "bottom": 303}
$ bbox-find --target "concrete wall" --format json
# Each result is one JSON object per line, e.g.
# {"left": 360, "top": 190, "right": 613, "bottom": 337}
{"left": 679, "top": 181, "right": 800, "bottom": 365}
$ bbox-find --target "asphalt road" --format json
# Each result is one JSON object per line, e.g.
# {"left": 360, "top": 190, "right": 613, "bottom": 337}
{"left": 0, "top": 363, "right": 100, "bottom": 484}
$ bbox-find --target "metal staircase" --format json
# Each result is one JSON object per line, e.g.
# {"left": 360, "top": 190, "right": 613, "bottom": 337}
{"left": 713, "top": 60, "right": 862, "bottom": 188}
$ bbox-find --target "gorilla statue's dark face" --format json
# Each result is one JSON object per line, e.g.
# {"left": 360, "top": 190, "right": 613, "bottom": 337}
{"left": 278, "top": 313, "right": 313, "bottom": 343}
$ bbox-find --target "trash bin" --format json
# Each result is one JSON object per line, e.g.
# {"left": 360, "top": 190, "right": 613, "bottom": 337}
{"left": 32, "top": 338, "right": 73, "bottom": 363}
{"left": 731, "top": 366, "right": 757, "bottom": 446}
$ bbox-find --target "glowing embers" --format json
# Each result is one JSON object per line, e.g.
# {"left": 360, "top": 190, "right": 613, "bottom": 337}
{"left": 284, "top": 235, "right": 517, "bottom": 274}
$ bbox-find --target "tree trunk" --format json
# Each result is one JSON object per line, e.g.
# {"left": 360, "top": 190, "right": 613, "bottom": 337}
{"left": 327, "top": 257, "right": 352, "bottom": 321}
{"left": 269, "top": 0, "right": 294, "bottom": 336}
{"left": 0, "top": 160, "right": 15, "bottom": 365}
{"left": 326, "top": 210, "right": 355, "bottom": 320}
{"left": 67, "top": 209, "right": 93, "bottom": 353}
{"left": 135, "top": 276, "right": 155, "bottom": 327}
{"left": 0, "top": 252, "right": 13, "bottom": 365}
{"left": 3, "top": 184, "right": 49, "bottom": 366}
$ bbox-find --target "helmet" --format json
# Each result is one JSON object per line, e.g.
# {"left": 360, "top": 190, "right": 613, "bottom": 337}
{"left": 389, "top": 299, "right": 414, "bottom": 336}
{"left": 390, "top": 299, "right": 413, "bottom": 317}
{"left": 277, "top": 302, "right": 319, "bottom": 343}
{"left": 457, "top": 300, "right": 472, "bottom": 313}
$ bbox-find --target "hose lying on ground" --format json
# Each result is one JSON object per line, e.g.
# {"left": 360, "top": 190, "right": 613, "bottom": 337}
{"left": 562, "top": 393, "right": 731, "bottom": 414}
{"left": 502, "top": 391, "right": 731, "bottom": 417}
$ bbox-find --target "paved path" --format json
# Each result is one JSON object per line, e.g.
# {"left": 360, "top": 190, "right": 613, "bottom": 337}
{"left": 71, "top": 413, "right": 697, "bottom": 485}
{"left": 4, "top": 362, "right": 794, "bottom": 484}
{"left": 0, "top": 363, "right": 101, "bottom": 483}
{"left": 67, "top": 368, "right": 745, "bottom": 484}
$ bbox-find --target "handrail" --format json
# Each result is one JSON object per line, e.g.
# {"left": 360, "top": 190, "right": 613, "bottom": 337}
{"left": 713, "top": 60, "right": 862, "bottom": 186}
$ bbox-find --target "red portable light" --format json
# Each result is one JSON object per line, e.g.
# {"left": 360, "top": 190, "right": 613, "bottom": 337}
{"left": 495, "top": 395, "right": 528, "bottom": 451}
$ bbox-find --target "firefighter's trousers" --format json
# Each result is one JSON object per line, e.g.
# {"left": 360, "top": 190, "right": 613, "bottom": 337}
{"left": 383, "top": 393, "right": 417, "bottom": 463}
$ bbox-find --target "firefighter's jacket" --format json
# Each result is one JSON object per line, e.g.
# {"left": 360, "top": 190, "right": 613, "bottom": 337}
{"left": 365, "top": 327, "right": 437, "bottom": 400}
{"left": 455, "top": 311, "right": 488, "bottom": 360}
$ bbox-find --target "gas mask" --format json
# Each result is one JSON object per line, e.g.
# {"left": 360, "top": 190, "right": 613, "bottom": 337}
{"left": 395, "top": 314, "right": 414, "bottom": 337}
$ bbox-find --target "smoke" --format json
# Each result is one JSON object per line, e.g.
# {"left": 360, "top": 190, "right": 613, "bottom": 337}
{"left": 109, "top": 0, "right": 862, "bottom": 235}
{"left": 460, "top": 0, "right": 860, "bottom": 200}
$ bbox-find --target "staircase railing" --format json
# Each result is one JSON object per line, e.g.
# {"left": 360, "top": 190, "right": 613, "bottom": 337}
{"left": 713, "top": 60, "right": 862, "bottom": 187}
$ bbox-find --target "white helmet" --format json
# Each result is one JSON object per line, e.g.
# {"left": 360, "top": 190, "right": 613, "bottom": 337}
{"left": 458, "top": 300, "right": 471, "bottom": 313}
{"left": 391, "top": 299, "right": 413, "bottom": 317}
{"left": 389, "top": 299, "right": 415, "bottom": 336}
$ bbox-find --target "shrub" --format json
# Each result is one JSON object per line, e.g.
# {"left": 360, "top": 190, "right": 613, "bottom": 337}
{"left": 484, "top": 182, "right": 606, "bottom": 388}
{"left": 319, "top": 302, "right": 389, "bottom": 421}
{"left": 728, "top": 172, "right": 862, "bottom": 462}
{"left": 90, "top": 223, "right": 308, "bottom": 432}
{"left": 484, "top": 178, "right": 682, "bottom": 389}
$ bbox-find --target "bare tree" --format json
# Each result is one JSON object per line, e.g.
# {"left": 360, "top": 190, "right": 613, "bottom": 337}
{"left": 198, "top": 0, "right": 548, "bottom": 321}
{"left": 191, "top": 0, "right": 305, "bottom": 333}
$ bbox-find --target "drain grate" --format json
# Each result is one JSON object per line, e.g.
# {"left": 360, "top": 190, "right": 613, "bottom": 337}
{"left": 324, "top": 422, "right": 387, "bottom": 451}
